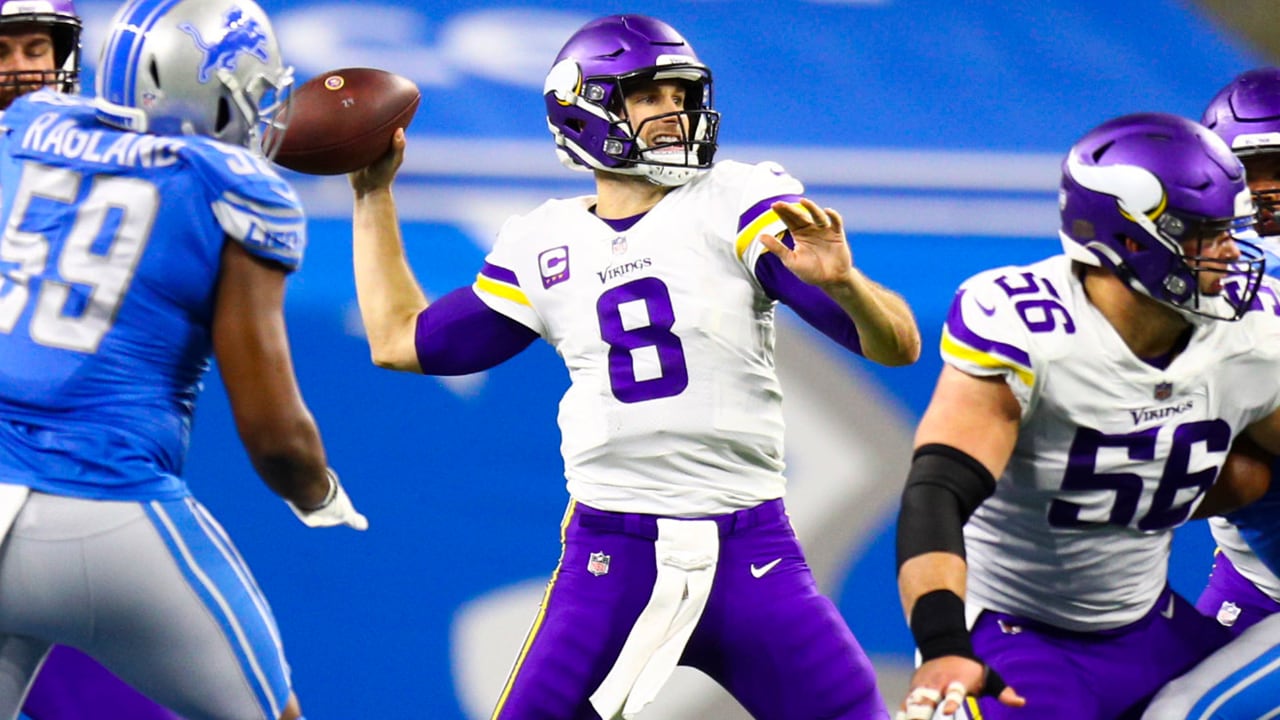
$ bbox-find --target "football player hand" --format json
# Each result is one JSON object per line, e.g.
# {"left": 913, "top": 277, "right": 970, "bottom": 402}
{"left": 895, "top": 656, "right": 1024, "bottom": 720}
{"left": 349, "top": 127, "right": 407, "bottom": 196}
{"left": 287, "top": 468, "right": 369, "bottom": 531}
{"left": 758, "top": 198, "right": 855, "bottom": 290}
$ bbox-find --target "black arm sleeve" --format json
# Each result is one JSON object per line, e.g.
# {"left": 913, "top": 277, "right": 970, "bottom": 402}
{"left": 895, "top": 443, "right": 997, "bottom": 569}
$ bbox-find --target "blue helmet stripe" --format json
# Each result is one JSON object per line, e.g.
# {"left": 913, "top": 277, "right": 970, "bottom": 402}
{"left": 102, "top": 0, "right": 186, "bottom": 107}
{"left": 102, "top": 0, "right": 153, "bottom": 103}
{"left": 101, "top": 0, "right": 149, "bottom": 102}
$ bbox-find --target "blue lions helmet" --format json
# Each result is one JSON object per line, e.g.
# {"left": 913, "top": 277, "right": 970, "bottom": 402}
{"left": 94, "top": 0, "right": 292, "bottom": 156}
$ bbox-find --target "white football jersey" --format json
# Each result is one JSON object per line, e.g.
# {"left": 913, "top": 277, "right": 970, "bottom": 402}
{"left": 473, "top": 160, "right": 806, "bottom": 516}
{"left": 1209, "top": 517, "right": 1280, "bottom": 603}
{"left": 942, "top": 255, "right": 1280, "bottom": 631}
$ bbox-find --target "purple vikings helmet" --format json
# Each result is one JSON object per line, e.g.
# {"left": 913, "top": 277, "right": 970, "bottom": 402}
{"left": 1059, "top": 112, "right": 1264, "bottom": 321}
{"left": 1202, "top": 67, "right": 1280, "bottom": 239}
{"left": 1203, "top": 68, "right": 1280, "bottom": 156}
{"left": 0, "top": 0, "right": 82, "bottom": 106}
{"left": 544, "top": 14, "right": 719, "bottom": 187}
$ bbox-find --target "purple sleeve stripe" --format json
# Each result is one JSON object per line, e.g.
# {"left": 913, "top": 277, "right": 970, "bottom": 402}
{"left": 737, "top": 194, "right": 804, "bottom": 232}
{"left": 754, "top": 251, "right": 862, "bottom": 355}
{"left": 479, "top": 262, "right": 520, "bottom": 287}
{"left": 414, "top": 287, "right": 538, "bottom": 375}
{"left": 944, "top": 290, "right": 1031, "bottom": 367}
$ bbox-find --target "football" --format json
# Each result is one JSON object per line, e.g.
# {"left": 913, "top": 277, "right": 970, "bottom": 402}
{"left": 273, "top": 67, "right": 420, "bottom": 176}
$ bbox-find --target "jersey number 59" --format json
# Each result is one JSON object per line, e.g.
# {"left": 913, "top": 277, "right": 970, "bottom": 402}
{"left": 0, "top": 163, "right": 155, "bottom": 353}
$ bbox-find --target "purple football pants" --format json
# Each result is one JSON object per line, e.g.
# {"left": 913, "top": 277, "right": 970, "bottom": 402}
{"left": 1196, "top": 551, "right": 1280, "bottom": 637}
{"left": 490, "top": 498, "right": 887, "bottom": 720}
{"left": 959, "top": 588, "right": 1232, "bottom": 720}
{"left": 22, "top": 646, "right": 180, "bottom": 720}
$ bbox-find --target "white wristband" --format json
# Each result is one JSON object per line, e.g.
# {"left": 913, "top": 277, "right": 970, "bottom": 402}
{"left": 287, "top": 468, "right": 368, "bottom": 531}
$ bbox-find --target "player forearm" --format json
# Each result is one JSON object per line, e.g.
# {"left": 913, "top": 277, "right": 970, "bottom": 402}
{"left": 822, "top": 269, "right": 921, "bottom": 366}
{"left": 212, "top": 242, "right": 338, "bottom": 511}
{"left": 898, "top": 522, "right": 974, "bottom": 673}
{"left": 242, "top": 419, "right": 331, "bottom": 508}
{"left": 898, "top": 553, "right": 968, "bottom": 621}
{"left": 895, "top": 463, "right": 977, "bottom": 622}
{"left": 243, "top": 421, "right": 367, "bottom": 530}
{"left": 352, "top": 187, "right": 427, "bottom": 371}
{"left": 896, "top": 443, "right": 998, "bottom": 620}
{"left": 1195, "top": 432, "right": 1273, "bottom": 518}
{"left": 263, "top": 467, "right": 329, "bottom": 510}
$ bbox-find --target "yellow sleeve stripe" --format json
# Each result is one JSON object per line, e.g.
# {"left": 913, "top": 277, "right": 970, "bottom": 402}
{"left": 735, "top": 209, "right": 785, "bottom": 260}
{"left": 941, "top": 328, "right": 1035, "bottom": 387}
{"left": 474, "top": 273, "right": 531, "bottom": 307}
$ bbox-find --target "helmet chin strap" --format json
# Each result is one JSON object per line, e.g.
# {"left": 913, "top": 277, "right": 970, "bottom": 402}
{"left": 1070, "top": 233, "right": 1210, "bottom": 321}
{"left": 641, "top": 162, "right": 699, "bottom": 187}
{"left": 635, "top": 138, "right": 700, "bottom": 187}
{"left": 554, "top": 131, "right": 705, "bottom": 187}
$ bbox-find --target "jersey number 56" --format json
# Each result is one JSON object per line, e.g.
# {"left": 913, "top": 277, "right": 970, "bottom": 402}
{"left": 1050, "top": 420, "right": 1231, "bottom": 531}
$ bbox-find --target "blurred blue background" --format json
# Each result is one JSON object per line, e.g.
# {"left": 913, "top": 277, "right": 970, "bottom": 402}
{"left": 55, "top": 0, "right": 1265, "bottom": 717}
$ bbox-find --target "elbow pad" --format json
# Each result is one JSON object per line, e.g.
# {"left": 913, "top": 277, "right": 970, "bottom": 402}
{"left": 895, "top": 443, "right": 997, "bottom": 569}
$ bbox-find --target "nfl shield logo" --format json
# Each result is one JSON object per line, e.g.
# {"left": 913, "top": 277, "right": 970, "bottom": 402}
{"left": 1217, "top": 601, "right": 1242, "bottom": 627}
{"left": 612, "top": 236, "right": 627, "bottom": 255}
{"left": 587, "top": 552, "right": 611, "bottom": 576}
{"left": 1154, "top": 382, "right": 1173, "bottom": 401}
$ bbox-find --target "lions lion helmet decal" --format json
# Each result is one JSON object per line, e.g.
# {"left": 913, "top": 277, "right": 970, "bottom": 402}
{"left": 178, "top": 7, "right": 270, "bottom": 85}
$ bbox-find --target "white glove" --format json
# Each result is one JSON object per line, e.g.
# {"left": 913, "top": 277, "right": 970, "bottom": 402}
{"left": 287, "top": 468, "right": 368, "bottom": 531}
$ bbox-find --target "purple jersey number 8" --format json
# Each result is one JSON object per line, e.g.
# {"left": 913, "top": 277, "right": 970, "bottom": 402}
{"left": 597, "top": 277, "right": 689, "bottom": 403}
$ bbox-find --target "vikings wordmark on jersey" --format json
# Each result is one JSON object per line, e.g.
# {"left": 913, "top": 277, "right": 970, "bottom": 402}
{"left": 472, "top": 160, "right": 804, "bottom": 517}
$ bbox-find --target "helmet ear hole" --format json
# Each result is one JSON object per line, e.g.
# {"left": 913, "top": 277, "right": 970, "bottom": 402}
{"left": 214, "top": 97, "right": 231, "bottom": 133}
{"left": 148, "top": 57, "right": 160, "bottom": 88}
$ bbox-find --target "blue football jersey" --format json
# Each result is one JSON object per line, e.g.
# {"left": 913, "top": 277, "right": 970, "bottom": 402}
{"left": 1228, "top": 487, "right": 1280, "bottom": 577}
{"left": 0, "top": 91, "right": 306, "bottom": 500}
{"left": 1228, "top": 246, "right": 1280, "bottom": 579}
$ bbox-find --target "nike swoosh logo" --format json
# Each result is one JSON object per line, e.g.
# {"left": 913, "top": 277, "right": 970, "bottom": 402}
{"left": 1160, "top": 595, "right": 1175, "bottom": 620}
{"left": 750, "top": 558, "right": 782, "bottom": 578}
{"left": 975, "top": 300, "right": 997, "bottom": 316}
